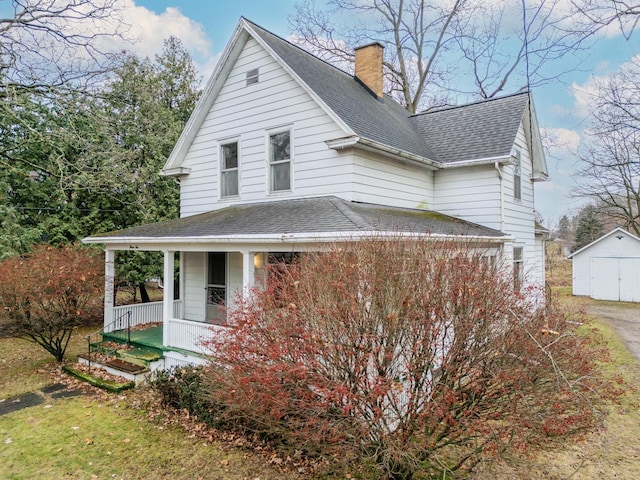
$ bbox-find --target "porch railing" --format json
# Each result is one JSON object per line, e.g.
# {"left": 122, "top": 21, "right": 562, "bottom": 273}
{"left": 85, "top": 309, "right": 132, "bottom": 373}
{"left": 166, "top": 318, "right": 220, "bottom": 354}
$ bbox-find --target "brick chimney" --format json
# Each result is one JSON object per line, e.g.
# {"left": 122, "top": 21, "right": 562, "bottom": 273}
{"left": 354, "top": 42, "right": 384, "bottom": 100}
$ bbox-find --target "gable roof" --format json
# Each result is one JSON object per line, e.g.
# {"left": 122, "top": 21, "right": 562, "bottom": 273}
{"left": 84, "top": 196, "right": 505, "bottom": 245}
{"left": 163, "top": 17, "right": 547, "bottom": 177}
{"left": 245, "top": 20, "right": 435, "bottom": 161}
{"left": 411, "top": 93, "right": 529, "bottom": 164}
{"left": 567, "top": 227, "right": 640, "bottom": 258}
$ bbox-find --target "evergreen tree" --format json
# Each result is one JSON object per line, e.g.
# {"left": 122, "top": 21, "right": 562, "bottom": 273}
{"left": 572, "top": 205, "right": 604, "bottom": 252}
{"left": 555, "top": 214, "right": 572, "bottom": 241}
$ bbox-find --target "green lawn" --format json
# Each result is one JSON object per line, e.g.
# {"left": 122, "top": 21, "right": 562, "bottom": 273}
{"left": 0, "top": 330, "right": 300, "bottom": 480}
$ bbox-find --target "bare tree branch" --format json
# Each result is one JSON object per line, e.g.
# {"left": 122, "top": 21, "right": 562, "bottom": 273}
{"left": 575, "top": 56, "right": 640, "bottom": 235}
{"left": 0, "top": 0, "right": 128, "bottom": 97}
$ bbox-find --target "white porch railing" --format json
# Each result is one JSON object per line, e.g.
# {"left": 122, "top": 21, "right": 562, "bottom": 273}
{"left": 112, "top": 300, "right": 182, "bottom": 330}
{"left": 166, "top": 318, "right": 227, "bottom": 354}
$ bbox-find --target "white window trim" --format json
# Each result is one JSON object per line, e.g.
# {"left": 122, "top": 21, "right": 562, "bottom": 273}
{"left": 219, "top": 137, "right": 240, "bottom": 200}
{"left": 513, "top": 149, "right": 522, "bottom": 201}
{"left": 266, "top": 125, "right": 293, "bottom": 195}
{"left": 513, "top": 245, "right": 524, "bottom": 291}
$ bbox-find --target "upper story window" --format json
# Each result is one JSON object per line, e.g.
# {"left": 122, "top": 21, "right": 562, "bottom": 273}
{"left": 513, "top": 149, "right": 522, "bottom": 200}
{"left": 269, "top": 129, "right": 291, "bottom": 192}
{"left": 246, "top": 68, "right": 259, "bottom": 86}
{"left": 220, "top": 141, "right": 238, "bottom": 198}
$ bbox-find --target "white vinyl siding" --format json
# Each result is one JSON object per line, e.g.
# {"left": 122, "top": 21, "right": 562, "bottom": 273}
{"left": 183, "top": 252, "right": 205, "bottom": 322}
{"left": 433, "top": 165, "right": 501, "bottom": 230}
{"left": 504, "top": 125, "right": 538, "bottom": 288}
{"left": 351, "top": 151, "right": 434, "bottom": 209}
{"left": 227, "top": 252, "right": 243, "bottom": 314}
{"left": 178, "top": 37, "right": 351, "bottom": 216}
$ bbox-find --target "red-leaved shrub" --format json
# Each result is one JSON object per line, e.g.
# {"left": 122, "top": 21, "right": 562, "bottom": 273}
{"left": 0, "top": 244, "right": 103, "bottom": 361}
{"left": 202, "top": 237, "right": 619, "bottom": 479}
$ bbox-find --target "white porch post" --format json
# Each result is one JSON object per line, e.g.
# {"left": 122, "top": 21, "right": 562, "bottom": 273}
{"left": 163, "top": 250, "right": 175, "bottom": 347}
{"left": 103, "top": 249, "right": 115, "bottom": 330}
{"left": 242, "top": 251, "right": 256, "bottom": 301}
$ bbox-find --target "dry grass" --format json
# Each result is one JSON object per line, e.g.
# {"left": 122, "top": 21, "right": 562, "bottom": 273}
{"left": 472, "top": 248, "right": 640, "bottom": 479}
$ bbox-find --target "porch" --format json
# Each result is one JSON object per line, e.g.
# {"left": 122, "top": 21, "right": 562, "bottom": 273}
{"left": 108, "top": 300, "right": 222, "bottom": 355}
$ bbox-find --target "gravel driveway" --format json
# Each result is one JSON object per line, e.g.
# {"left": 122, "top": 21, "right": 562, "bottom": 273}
{"left": 586, "top": 302, "right": 640, "bottom": 361}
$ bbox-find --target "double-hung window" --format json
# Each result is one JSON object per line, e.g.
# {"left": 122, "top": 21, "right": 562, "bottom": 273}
{"left": 269, "top": 129, "right": 291, "bottom": 192}
{"left": 513, "top": 150, "right": 522, "bottom": 200}
{"left": 220, "top": 141, "right": 238, "bottom": 198}
{"left": 513, "top": 246, "right": 524, "bottom": 291}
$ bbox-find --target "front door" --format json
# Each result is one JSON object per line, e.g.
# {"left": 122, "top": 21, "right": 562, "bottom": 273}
{"left": 207, "top": 252, "right": 226, "bottom": 324}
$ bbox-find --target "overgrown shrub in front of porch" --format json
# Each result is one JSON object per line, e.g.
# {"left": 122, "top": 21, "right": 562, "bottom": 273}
{"left": 162, "top": 237, "right": 622, "bottom": 479}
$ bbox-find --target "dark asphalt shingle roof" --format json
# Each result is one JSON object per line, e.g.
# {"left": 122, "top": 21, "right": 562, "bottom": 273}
{"left": 246, "top": 20, "right": 528, "bottom": 164}
{"left": 410, "top": 93, "right": 529, "bottom": 163}
{"left": 92, "top": 196, "right": 504, "bottom": 240}
{"left": 247, "top": 20, "right": 435, "bottom": 160}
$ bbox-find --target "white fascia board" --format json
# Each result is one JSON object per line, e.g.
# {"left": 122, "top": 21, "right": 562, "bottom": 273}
{"left": 439, "top": 155, "right": 512, "bottom": 169}
{"left": 243, "top": 22, "right": 355, "bottom": 138}
{"left": 161, "top": 22, "right": 249, "bottom": 174}
{"left": 83, "top": 231, "right": 508, "bottom": 250}
{"left": 523, "top": 98, "right": 549, "bottom": 181}
{"left": 326, "top": 136, "right": 440, "bottom": 170}
{"left": 567, "top": 226, "right": 640, "bottom": 258}
{"left": 161, "top": 167, "right": 191, "bottom": 177}
{"left": 326, "top": 135, "right": 513, "bottom": 171}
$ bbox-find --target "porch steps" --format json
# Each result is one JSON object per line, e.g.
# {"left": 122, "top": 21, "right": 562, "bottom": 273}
{"left": 116, "top": 347, "right": 163, "bottom": 368}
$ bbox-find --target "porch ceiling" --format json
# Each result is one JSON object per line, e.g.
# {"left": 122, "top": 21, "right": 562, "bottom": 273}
{"left": 83, "top": 196, "right": 506, "bottom": 246}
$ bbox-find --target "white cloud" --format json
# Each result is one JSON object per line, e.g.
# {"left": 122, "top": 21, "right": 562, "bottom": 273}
{"left": 542, "top": 127, "right": 581, "bottom": 154}
{"left": 104, "top": 1, "right": 211, "bottom": 59}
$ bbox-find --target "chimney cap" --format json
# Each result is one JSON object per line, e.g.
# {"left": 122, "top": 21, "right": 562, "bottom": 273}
{"left": 354, "top": 41, "right": 385, "bottom": 51}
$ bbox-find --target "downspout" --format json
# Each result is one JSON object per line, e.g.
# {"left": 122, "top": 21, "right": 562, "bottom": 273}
{"left": 495, "top": 162, "right": 504, "bottom": 232}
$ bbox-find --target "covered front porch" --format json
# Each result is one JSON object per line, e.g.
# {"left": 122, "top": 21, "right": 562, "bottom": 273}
{"left": 84, "top": 196, "right": 508, "bottom": 361}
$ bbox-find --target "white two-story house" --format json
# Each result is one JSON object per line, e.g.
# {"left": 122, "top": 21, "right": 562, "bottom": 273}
{"left": 84, "top": 18, "right": 549, "bottom": 368}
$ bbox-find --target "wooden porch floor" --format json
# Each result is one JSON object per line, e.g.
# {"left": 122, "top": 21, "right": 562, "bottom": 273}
{"left": 103, "top": 325, "right": 163, "bottom": 350}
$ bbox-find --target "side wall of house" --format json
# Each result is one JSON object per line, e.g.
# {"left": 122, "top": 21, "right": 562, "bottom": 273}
{"left": 432, "top": 122, "right": 542, "bottom": 289}
{"left": 433, "top": 165, "right": 501, "bottom": 230}
{"left": 177, "top": 37, "right": 353, "bottom": 217}
{"left": 351, "top": 151, "right": 434, "bottom": 209}
{"left": 503, "top": 123, "right": 541, "bottom": 288}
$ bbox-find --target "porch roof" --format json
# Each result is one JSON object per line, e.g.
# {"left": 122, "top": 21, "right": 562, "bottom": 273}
{"left": 83, "top": 196, "right": 506, "bottom": 246}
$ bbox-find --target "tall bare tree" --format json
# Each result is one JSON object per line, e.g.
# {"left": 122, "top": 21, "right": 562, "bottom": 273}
{"left": 0, "top": 0, "right": 125, "bottom": 98}
{"left": 290, "top": 0, "right": 587, "bottom": 112}
{"left": 570, "top": 0, "right": 640, "bottom": 39}
{"left": 575, "top": 56, "right": 640, "bottom": 236}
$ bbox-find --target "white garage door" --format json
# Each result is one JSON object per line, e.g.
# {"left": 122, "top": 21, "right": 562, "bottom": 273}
{"left": 591, "top": 257, "right": 640, "bottom": 302}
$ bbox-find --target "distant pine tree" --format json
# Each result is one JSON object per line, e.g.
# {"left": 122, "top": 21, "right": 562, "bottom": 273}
{"left": 572, "top": 205, "right": 604, "bottom": 252}
{"left": 555, "top": 215, "right": 572, "bottom": 241}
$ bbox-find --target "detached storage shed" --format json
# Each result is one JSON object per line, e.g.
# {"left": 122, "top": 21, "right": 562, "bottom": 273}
{"left": 569, "top": 227, "right": 640, "bottom": 302}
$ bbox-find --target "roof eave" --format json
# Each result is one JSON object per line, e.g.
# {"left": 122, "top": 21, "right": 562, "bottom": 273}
{"left": 83, "top": 231, "right": 507, "bottom": 247}
{"left": 439, "top": 155, "right": 512, "bottom": 169}
{"left": 162, "top": 21, "right": 250, "bottom": 173}
{"left": 326, "top": 136, "right": 440, "bottom": 170}
{"left": 567, "top": 226, "right": 640, "bottom": 258}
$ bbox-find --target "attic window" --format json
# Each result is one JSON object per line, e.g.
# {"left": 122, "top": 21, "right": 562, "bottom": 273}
{"left": 246, "top": 68, "right": 259, "bottom": 86}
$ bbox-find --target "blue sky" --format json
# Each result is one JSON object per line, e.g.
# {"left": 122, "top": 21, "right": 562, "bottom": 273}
{"left": 8, "top": 0, "right": 637, "bottom": 226}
